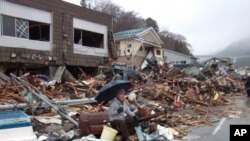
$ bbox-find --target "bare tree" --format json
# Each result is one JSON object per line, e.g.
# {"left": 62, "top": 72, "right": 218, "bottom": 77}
{"left": 80, "top": 0, "right": 87, "bottom": 7}
{"left": 160, "top": 30, "right": 192, "bottom": 56}
{"left": 145, "top": 17, "right": 159, "bottom": 32}
{"left": 92, "top": 0, "right": 123, "bottom": 17}
{"left": 115, "top": 11, "right": 145, "bottom": 32}
{"left": 80, "top": 0, "right": 145, "bottom": 32}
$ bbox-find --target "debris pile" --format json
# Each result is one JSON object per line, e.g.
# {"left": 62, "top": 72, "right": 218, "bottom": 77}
{"left": 0, "top": 60, "right": 246, "bottom": 140}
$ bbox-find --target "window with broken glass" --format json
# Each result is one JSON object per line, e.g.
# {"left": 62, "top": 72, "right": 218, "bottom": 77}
{"left": 74, "top": 28, "right": 104, "bottom": 48}
{"left": 0, "top": 15, "right": 50, "bottom": 41}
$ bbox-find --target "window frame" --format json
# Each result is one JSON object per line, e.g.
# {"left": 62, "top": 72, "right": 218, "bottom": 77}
{"left": 73, "top": 28, "right": 104, "bottom": 48}
{"left": 1, "top": 15, "right": 16, "bottom": 37}
{"left": 1, "top": 14, "right": 50, "bottom": 42}
{"left": 156, "top": 49, "right": 161, "bottom": 56}
{"left": 15, "top": 17, "right": 29, "bottom": 39}
{"left": 74, "top": 28, "right": 83, "bottom": 45}
{"left": 127, "top": 43, "right": 132, "bottom": 48}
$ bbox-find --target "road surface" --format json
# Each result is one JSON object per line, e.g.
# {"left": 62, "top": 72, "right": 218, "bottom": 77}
{"left": 182, "top": 95, "right": 250, "bottom": 141}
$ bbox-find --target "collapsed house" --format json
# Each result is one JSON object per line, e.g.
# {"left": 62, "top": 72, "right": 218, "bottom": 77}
{"left": 0, "top": 58, "right": 246, "bottom": 140}
{"left": 113, "top": 27, "right": 164, "bottom": 70}
{"left": 0, "top": 0, "right": 115, "bottom": 75}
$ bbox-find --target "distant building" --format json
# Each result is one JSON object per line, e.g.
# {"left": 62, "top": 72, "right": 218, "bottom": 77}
{"left": 163, "top": 49, "right": 196, "bottom": 65}
{"left": 0, "top": 0, "right": 113, "bottom": 72}
{"left": 113, "top": 27, "right": 164, "bottom": 69}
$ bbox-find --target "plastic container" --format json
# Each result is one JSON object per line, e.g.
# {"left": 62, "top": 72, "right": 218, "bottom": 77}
{"left": 100, "top": 126, "right": 118, "bottom": 141}
{"left": 0, "top": 111, "right": 37, "bottom": 141}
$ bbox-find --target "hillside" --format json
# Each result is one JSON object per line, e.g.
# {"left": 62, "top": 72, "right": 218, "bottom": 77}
{"left": 217, "top": 39, "right": 250, "bottom": 57}
{"left": 216, "top": 38, "right": 250, "bottom": 68}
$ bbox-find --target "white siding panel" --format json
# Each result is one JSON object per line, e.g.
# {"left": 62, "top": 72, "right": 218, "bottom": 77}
{"left": 0, "top": 0, "right": 51, "bottom": 23}
{"left": 73, "top": 18, "right": 107, "bottom": 34}
{"left": 164, "top": 49, "right": 192, "bottom": 64}
{"left": 73, "top": 18, "right": 108, "bottom": 57}
{"left": 0, "top": 36, "right": 51, "bottom": 51}
{"left": 74, "top": 45, "right": 108, "bottom": 56}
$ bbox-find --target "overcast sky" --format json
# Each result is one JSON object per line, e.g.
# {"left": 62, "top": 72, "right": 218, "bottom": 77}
{"left": 64, "top": 0, "right": 250, "bottom": 55}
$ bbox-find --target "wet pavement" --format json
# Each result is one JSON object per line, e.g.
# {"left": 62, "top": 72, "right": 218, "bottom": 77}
{"left": 182, "top": 96, "right": 250, "bottom": 141}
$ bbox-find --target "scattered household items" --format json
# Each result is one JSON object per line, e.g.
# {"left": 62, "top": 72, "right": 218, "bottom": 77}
{"left": 100, "top": 126, "right": 118, "bottom": 141}
{"left": 79, "top": 112, "right": 109, "bottom": 136}
{"left": 0, "top": 59, "right": 247, "bottom": 140}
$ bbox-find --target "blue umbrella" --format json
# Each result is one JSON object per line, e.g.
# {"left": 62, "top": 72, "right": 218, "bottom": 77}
{"left": 95, "top": 80, "right": 132, "bottom": 103}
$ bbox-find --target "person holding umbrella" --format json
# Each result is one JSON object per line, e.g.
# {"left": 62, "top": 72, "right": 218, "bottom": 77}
{"left": 109, "top": 89, "right": 139, "bottom": 141}
{"left": 95, "top": 80, "right": 139, "bottom": 141}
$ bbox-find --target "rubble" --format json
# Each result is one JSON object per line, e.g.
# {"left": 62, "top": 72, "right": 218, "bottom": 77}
{"left": 0, "top": 60, "right": 246, "bottom": 140}
{"left": 0, "top": 71, "right": 10, "bottom": 87}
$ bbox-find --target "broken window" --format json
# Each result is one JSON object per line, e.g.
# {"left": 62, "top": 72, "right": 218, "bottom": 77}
{"left": 82, "top": 30, "right": 103, "bottom": 48}
{"left": 16, "top": 18, "right": 29, "bottom": 39}
{"left": 1, "top": 15, "right": 50, "bottom": 41}
{"left": 29, "top": 21, "right": 50, "bottom": 41}
{"left": 2, "top": 15, "right": 15, "bottom": 37}
{"left": 74, "top": 29, "right": 104, "bottom": 48}
{"left": 74, "top": 29, "right": 82, "bottom": 45}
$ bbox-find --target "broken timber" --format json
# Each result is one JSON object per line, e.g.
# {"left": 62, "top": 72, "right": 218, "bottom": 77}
{"left": 10, "top": 73, "right": 79, "bottom": 127}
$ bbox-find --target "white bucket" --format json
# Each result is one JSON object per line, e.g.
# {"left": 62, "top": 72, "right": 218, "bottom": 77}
{"left": 100, "top": 126, "right": 118, "bottom": 141}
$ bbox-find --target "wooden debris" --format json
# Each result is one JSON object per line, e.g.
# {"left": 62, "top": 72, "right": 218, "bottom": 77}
{"left": 195, "top": 106, "right": 208, "bottom": 115}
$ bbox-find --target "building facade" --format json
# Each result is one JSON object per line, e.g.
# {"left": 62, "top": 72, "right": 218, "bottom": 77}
{"left": 0, "top": 0, "right": 112, "bottom": 70}
{"left": 164, "top": 49, "right": 195, "bottom": 64}
{"left": 113, "top": 27, "right": 164, "bottom": 69}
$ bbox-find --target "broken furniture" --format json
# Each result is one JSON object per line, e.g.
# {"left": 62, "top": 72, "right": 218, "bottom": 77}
{"left": 79, "top": 111, "right": 109, "bottom": 136}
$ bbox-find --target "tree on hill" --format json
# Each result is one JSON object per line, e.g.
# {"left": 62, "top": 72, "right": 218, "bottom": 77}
{"left": 80, "top": 0, "right": 144, "bottom": 32}
{"left": 145, "top": 17, "right": 159, "bottom": 32}
{"left": 159, "top": 30, "right": 192, "bottom": 55}
{"left": 80, "top": 0, "right": 192, "bottom": 55}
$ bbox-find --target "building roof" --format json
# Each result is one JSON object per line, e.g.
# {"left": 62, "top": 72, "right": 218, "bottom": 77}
{"left": 113, "top": 28, "right": 147, "bottom": 40}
